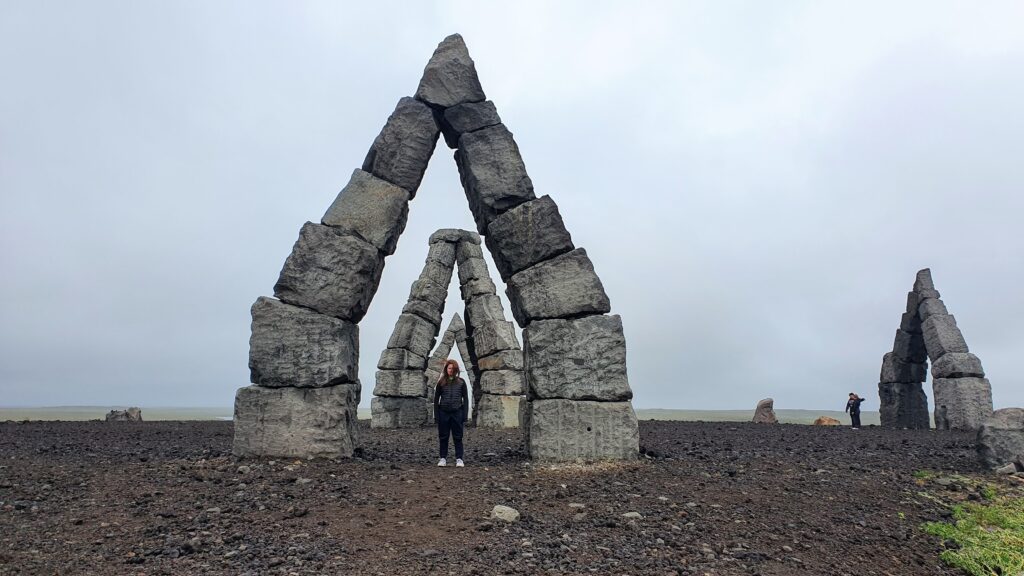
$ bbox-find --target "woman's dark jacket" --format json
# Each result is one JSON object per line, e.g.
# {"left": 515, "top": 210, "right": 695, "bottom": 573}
{"left": 434, "top": 377, "right": 468, "bottom": 422}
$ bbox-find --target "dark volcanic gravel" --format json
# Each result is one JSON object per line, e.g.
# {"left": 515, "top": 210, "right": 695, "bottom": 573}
{"left": 0, "top": 420, "right": 987, "bottom": 575}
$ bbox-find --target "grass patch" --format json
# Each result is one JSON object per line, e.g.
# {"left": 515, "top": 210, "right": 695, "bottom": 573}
{"left": 923, "top": 485, "right": 1024, "bottom": 576}
{"left": 913, "top": 469, "right": 935, "bottom": 479}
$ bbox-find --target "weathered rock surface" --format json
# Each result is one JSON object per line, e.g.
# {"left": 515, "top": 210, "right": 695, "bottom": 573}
{"left": 476, "top": 394, "right": 523, "bottom": 429}
{"left": 752, "top": 399, "right": 777, "bottom": 424}
{"left": 370, "top": 396, "right": 428, "bottom": 429}
{"left": 489, "top": 504, "right": 520, "bottom": 523}
{"left": 922, "top": 315, "right": 969, "bottom": 359}
{"left": 526, "top": 400, "right": 639, "bottom": 462}
{"left": 249, "top": 297, "right": 359, "bottom": 388}
{"left": 321, "top": 169, "right": 410, "bottom": 255}
{"left": 470, "top": 320, "right": 520, "bottom": 358}
{"left": 878, "top": 382, "right": 930, "bottom": 429}
{"left": 419, "top": 260, "right": 455, "bottom": 289}
{"left": 479, "top": 370, "right": 525, "bottom": 395}
{"left": 917, "top": 298, "right": 949, "bottom": 322}
{"left": 425, "top": 241, "right": 456, "bottom": 267}
{"left": 407, "top": 277, "right": 449, "bottom": 309}
{"left": 377, "top": 348, "right": 427, "bottom": 371}
{"left": 484, "top": 196, "right": 575, "bottom": 280}
{"left": 899, "top": 311, "right": 922, "bottom": 334}
{"left": 931, "top": 352, "right": 985, "bottom": 379}
{"left": 891, "top": 329, "right": 927, "bottom": 364}
{"left": 455, "top": 240, "right": 484, "bottom": 262}
{"left": 386, "top": 314, "right": 438, "bottom": 359}
{"left": 464, "top": 294, "right": 506, "bottom": 327}
{"left": 440, "top": 100, "right": 501, "bottom": 148}
{"left": 373, "top": 370, "right": 427, "bottom": 397}
{"left": 460, "top": 275, "right": 496, "bottom": 300}
{"left": 362, "top": 97, "right": 439, "bottom": 197}
{"left": 273, "top": 223, "right": 383, "bottom": 322}
{"left": 977, "top": 408, "right": 1024, "bottom": 470}
{"left": 233, "top": 383, "right": 360, "bottom": 458}
{"left": 476, "top": 349, "right": 524, "bottom": 372}
{"left": 913, "top": 268, "right": 940, "bottom": 299}
{"left": 105, "top": 407, "right": 142, "bottom": 422}
{"left": 401, "top": 299, "right": 443, "bottom": 327}
{"left": 457, "top": 257, "right": 490, "bottom": 285}
{"left": 933, "top": 377, "right": 993, "bottom": 430}
{"left": 429, "top": 228, "right": 480, "bottom": 245}
{"left": 415, "top": 33, "right": 485, "bottom": 109}
{"left": 455, "top": 124, "right": 535, "bottom": 233}
{"left": 506, "top": 248, "right": 611, "bottom": 326}
{"left": 879, "top": 352, "right": 927, "bottom": 383}
{"left": 524, "top": 315, "right": 631, "bottom": 401}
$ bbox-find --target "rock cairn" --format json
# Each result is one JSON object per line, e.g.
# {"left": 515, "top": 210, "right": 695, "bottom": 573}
{"left": 233, "top": 33, "right": 638, "bottom": 460}
{"left": 752, "top": 398, "right": 778, "bottom": 424}
{"left": 371, "top": 229, "right": 525, "bottom": 429}
{"left": 877, "top": 269, "right": 993, "bottom": 430}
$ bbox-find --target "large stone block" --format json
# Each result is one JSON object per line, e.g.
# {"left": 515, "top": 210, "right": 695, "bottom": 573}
{"left": 373, "top": 370, "right": 427, "bottom": 397}
{"left": 879, "top": 352, "right": 927, "bottom": 384}
{"left": 407, "top": 278, "right": 448, "bottom": 308}
{"left": 477, "top": 349, "right": 524, "bottom": 372}
{"left": 922, "top": 315, "right": 969, "bottom": 360}
{"left": 977, "top": 408, "right": 1024, "bottom": 470}
{"left": 476, "top": 394, "right": 523, "bottom": 429}
{"left": 471, "top": 320, "right": 520, "bottom": 358}
{"left": 377, "top": 348, "right": 427, "bottom": 371}
{"left": 506, "top": 248, "right": 611, "bottom": 327}
{"left": 233, "top": 383, "right": 360, "bottom": 458}
{"left": 913, "top": 268, "right": 940, "bottom": 299}
{"left": 933, "top": 377, "right": 993, "bottom": 431}
{"left": 460, "top": 275, "right": 496, "bottom": 300}
{"left": 418, "top": 259, "right": 455, "bottom": 289}
{"left": 904, "top": 291, "right": 921, "bottom": 314}
{"left": 401, "top": 299, "right": 443, "bottom": 327}
{"left": 249, "top": 297, "right": 359, "bottom": 388}
{"left": 527, "top": 400, "right": 639, "bottom": 462}
{"left": 321, "top": 169, "right": 410, "bottom": 255}
{"left": 891, "top": 329, "right": 927, "bottom": 363}
{"left": 371, "top": 396, "right": 429, "bottom": 429}
{"left": 274, "top": 222, "right": 384, "bottom": 322}
{"left": 918, "top": 298, "right": 949, "bottom": 322}
{"left": 455, "top": 124, "right": 536, "bottom": 234}
{"left": 425, "top": 241, "right": 457, "bottom": 268}
{"left": 878, "top": 382, "right": 930, "bottom": 429}
{"left": 899, "top": 311, "right": 922, "bottom": 334}
{"left": 485, "top": 196, "right": 575, "bottom": 281}
{"left": 440, "top": 100, "right": 501, "bottom": 148}
{"left": 386, "top": 313, "right": 438, "bottom": 358}
{"left": 362, "top": 97, "right": 439, "bottom": 197}
{"left": 455, "top": 240, "right": 484, "bottom": 263}
{"left": 932, "top": 352, "right": 985, "bottom": 379}
{"left": 465, "top": 294, "right": 507, "bottom": 328}
{"left": 429, "top": 228, "right": 480, "bottom": 245}
{"left": 480, "top": 370, "right": 525, "bottom": 395}
{"left": 752, "top": 398, "right": 778, "bottom": 424}
{"left": 524, "top": 315, "right": 631, "bottom": 401}
{"left": 457, "top": 257, "right": 490, "bottom": 285}
{"left": 415, "top": 33, "right": 486, "bottom": 109}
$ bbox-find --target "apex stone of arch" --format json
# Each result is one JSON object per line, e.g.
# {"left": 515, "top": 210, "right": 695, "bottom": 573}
{"left": 877, "top": 268, "right": 992, "bottom": 431}
{"left": 372, "top": 231, "right": 525, "bottom": 429}
{"left": 233, "top": 33, "right": 638, "bottom": 461}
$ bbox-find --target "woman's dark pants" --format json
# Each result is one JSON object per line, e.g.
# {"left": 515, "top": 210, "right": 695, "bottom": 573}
{"left": 437, "top": 409, "right": 464, "bottom": 459}
{"left": 851, "top": 412, "right": 862, "bottom": 428}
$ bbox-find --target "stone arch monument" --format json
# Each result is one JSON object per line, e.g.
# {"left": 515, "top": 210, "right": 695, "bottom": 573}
{"left": 876, "top": 268, "right": 993, "bottom": 430}
{"left": 233, "top": 34, "right": 638, "bottom": 461}
{"left": 371, "top": 228, "right": 525, "bottom": 429}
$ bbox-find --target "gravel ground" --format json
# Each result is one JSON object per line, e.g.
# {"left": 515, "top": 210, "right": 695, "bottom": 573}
{"left": 0, "top": 419, "right": 989, "bottom": 575}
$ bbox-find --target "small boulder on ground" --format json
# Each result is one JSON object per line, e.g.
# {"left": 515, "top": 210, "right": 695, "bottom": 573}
{"left": 490, "top": 505, "right": 520, "bottom": 523}
{"left": 813, "top": 416, "right": 841, "bottom": 426}
{"left": 105, "top": 407, "right": 142, "bottom": 422}
{"left": 977, "top": 408, "right": 1024, "bottom": 471}
{"left": 752, "top": 398, "right": 778, "bottom": 424}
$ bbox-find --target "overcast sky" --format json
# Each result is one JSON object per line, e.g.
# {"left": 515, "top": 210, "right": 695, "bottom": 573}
{"left": 2, "top": 1, "right": 1022, "bottom": 412}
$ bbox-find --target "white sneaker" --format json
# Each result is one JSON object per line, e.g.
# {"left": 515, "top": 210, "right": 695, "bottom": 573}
{"left": 455, "top": 459, "right": 465, "bottom": 467}
{"left": 437, "top": 458, "right": 447, "bottom": 467}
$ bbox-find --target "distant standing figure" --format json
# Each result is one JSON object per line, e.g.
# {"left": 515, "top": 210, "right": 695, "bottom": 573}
{"left": 846, "top": 393, "right": 865, "bottom": 429}
{"left": 434, "top": 359, "right": 468, "bottom": 467}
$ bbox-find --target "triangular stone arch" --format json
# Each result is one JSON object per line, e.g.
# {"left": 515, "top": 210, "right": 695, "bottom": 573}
{"left": 233, "top": 34, "right": 639, "bottom": 462}
{"left": 877, "top": 268, "right": 993, "bottom": 430}
{"left": 370, "top": 228, "right": 526, "bottom": 429}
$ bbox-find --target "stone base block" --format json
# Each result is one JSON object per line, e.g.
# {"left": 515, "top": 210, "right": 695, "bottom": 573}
{"left": 371, "top": 396, "right": 429, "bottom": 428}
{"left": 933, "top": 377, "right": 993, "bottom": 430}
{"left": 526, "top": 399, "right": 639, "bottom": 462}
{"left": 233, "top": 383, "right": 360, "bottom": 459}
{"left": 878, "top": 382, "right": 930, "bottom": 429}
{"left": 476, "top": 394, "right": 523, "bottom": 429}
{"left": 977, "top": 408, "right": 1024, "bottom": 470}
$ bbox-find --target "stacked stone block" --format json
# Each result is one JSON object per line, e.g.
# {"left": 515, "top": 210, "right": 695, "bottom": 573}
{"left": 877, "top": 269, "right": 993, "bottom": 431}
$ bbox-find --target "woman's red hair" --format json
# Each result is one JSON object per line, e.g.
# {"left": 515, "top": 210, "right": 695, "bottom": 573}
{"left": 437, "top": 359, "right": 460, "bottom": 385}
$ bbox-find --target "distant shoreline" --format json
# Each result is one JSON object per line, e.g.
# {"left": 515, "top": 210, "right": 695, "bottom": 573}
{"left": 1, "top": 406, "right": 883, "bottom": 425}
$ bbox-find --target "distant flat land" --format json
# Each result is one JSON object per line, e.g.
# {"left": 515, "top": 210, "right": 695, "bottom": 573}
{"left": 2, "top": 406, "right": 880, "bottom": 425}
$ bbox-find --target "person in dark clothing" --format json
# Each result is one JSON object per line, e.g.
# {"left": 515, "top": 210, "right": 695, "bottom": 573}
{"left": 846, "top": 392, "right": 865, "bottom": 429}
{"left": 434, "top": 359, "right": 468, "bottom": 467}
